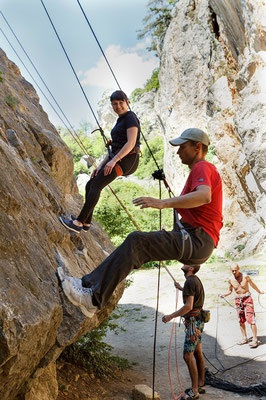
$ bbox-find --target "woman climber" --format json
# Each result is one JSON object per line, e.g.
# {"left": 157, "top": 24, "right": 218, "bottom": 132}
{"left": 59, "top": 90, "right": 141, "bottom": 233}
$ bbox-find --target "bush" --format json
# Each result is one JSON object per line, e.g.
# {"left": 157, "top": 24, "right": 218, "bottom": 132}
{"left": 59, "top": 311, "right": 130, "bottom": 378}
{"left": 131, "top": 68, "right": 160, "bottom": 102}
{"left": 135, "top": 136, "right": 164, "bottom": 179}
{"left": 94, "top": 179, "right": 173, "bottom": 246}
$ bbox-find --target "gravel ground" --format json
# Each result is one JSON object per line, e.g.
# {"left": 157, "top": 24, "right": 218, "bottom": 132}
{"left": 105, "top": 264, "right": 266, "bottom": 400}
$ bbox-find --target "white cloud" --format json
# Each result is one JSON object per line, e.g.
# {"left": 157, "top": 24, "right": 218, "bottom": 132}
{"left": 80, "top": 44, "right": 158, "bottom": 95}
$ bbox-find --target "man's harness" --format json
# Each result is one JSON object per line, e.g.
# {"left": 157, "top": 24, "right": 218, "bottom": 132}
{"left": 174, "top": 210, "right": 193, "bottom": 260}
{"left": 152, "top": 168, "right": 193, "bottom": 261}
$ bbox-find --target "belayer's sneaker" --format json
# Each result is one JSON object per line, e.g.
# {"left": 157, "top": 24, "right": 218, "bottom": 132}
{"left": 181, "top": 389, "right": 199, "bottom": 400}
{"left": 59, "top": 216, "right": 82, "bottom": 233}
{"left": 249, "top": 340, "right": 259, "bottom": 348}
{"left": 198, "top": 385, "right": 206, "bottom": 394}
{"left": 57, "top": 267, "right": 98, "bottom": 318}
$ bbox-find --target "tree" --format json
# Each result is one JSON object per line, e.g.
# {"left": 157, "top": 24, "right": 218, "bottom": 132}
{"left": 137, "top": 0, "right": 177, "bottom": 56}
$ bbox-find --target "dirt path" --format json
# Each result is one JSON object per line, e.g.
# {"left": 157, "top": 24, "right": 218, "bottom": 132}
{"left": 105, "top": 263, "right": 266, "bottom": 399}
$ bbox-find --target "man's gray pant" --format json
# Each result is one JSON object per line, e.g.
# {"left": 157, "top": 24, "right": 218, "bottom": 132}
{"left": 82, "top": 225, "right": 214, "bottom": 309}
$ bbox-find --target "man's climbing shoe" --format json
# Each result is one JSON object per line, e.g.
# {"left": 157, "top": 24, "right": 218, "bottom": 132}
{"left": 249, "top": 340, "right": 258, "bottom": 348}
{"left": 59, "top": 216, "right": 82, "bottom": 233}
{"left": 181, "top": 388, "right": 199, "bottom": 399}
{"left": 57, "top": 267, "right": 82, "bottom": 288}
{"left": 237, "top": 338, "right": 248, "bottom": 345}
{"left": 57, "top": 267, "right": 97, "bottom": 318}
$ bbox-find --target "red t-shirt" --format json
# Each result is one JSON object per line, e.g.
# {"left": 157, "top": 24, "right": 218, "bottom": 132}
{"left": 176, "top": 161, "right": 223, "bottom": 247}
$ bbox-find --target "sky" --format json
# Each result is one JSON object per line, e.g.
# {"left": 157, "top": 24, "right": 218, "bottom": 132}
{"left": 0, "top": 0, "right": 158, "bottom": 128}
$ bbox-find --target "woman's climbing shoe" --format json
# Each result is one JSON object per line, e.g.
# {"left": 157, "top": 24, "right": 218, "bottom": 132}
{"left": 59, "top": 216, "right": 82, "bottom": 233}
{"left": 71, "top": 215, "right": 90, "bottom": 231}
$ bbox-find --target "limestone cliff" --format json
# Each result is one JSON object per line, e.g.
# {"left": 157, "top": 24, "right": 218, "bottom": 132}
{"left": 154, "top": 0, "right": 266, "bottom": 257}
{"left": 0, "top": 48, "right": 124, "bottom": 400}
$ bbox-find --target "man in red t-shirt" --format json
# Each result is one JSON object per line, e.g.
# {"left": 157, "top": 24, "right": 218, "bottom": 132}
{"left": 57, "top": 128, "right": 223, "bottom": 317}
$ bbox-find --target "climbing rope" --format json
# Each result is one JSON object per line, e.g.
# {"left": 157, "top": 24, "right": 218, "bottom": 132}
{"left": 4, "top": 6, "right": 180, "bottom": 398}
{"left": 167, "top": 289, "right": 184, "bottom": 400}
{"left": 75, "top": 0, "right": 166, "bottom": 175}
{"left": 40, "top": 0, "right": 103, "bottom": 132}
{"left": 202, "top": 294, "right": 266, "bottom": 396}
{"left": 258, "top": 293, "right": 266, "bottom": 310}
{"left": 0, "top": 12, "right": 89, "bottom": 158}
{"left": 71, "top": 7, "right": 266, "bottom": 398}
{"left": 62, "top": 13, "right": 178, "bottom": 400}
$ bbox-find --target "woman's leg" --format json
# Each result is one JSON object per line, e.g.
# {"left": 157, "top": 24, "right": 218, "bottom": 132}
{"left": 77, "top": 167, "right": 117, "bottom": 224}
{"left": 77, "top": 154, "right": 139, "bottom": 224}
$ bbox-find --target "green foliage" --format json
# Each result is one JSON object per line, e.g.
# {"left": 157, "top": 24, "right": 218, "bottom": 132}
{"left": 206, "top": 145, "right": 216, "bottom": 163}
{"left": 135, "top": 136, "right": 164, "bottom": 179}
{"left": 137, "top": 0, "right": 177, "bottom": 56}
{"left": 145, "top": 68, "right": 160, "bottom": 91}
{"left": 236, "top": 244, "right": 245, "bottom": 253}
{"left": 131, "top": 68, "right": 159, "bottom": 101}
{"left": 5, "top": 94, "right": 19, "bottom": 109}
{"left": 205, "top": 252, "right": 219, "bottom": 264}
{"left": 59, "top": 126, "right": 106, "bottom": 176}
{"left": 0, "top": 70, "right": 3, "bottom": 83}
{"left": 59, "top": 311, "right": 130, "bottom": 378}
{"left": 94, "top": 179, "right": 173, "bottom": 246}
{"left": 131, "top": 88, "right": 145, "bottom": 102}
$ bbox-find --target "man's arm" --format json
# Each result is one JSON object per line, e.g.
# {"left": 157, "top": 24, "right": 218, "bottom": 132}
{"left": 162, "top": 295, "right": 194, "bottom": 323}
{"left": 133, "top": 185, "right": 211, "bottom": 210}
{"left": 247, "top": 276, "right": 264, "bottom": 294}
{"left": 220, "top": 280, "right": 233, "bottom": 298}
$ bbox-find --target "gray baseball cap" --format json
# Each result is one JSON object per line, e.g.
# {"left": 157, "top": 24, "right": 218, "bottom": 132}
{"left": 169, "top": 128, "right": 210, "bottom": 146}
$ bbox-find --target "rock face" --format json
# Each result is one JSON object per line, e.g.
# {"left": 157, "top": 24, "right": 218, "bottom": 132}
{"left": 154, "top": 0, "right": 266, "bottom": 257}
{"left": 0, "top": 48, "right": 124, "bottom": 400}
{"left": 0, "top": 1, "right": 265, "bottom": 397}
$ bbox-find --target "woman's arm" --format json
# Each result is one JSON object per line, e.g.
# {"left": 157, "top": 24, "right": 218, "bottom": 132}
{"left": 104, "top": 126, "right": 138, "bottom": 175}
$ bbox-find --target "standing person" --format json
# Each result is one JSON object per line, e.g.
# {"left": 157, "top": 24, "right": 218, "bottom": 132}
{"left": 59, "top": 90, "right": 141, "bottom": 233}
{"left": 57, "top": 128, "right": 223, "bottom": 318}
{"left": 162, "top": 265, "right": 206, "bottom": 400}
{"left": 220, "top": 262, "right": 264, "bottom": 348}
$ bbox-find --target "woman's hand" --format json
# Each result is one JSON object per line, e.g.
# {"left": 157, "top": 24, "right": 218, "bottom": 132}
{"left": 104, "top": 159, "right": 117, "bottom": 175}
{"left": 91, "top": 167, "right": 100, "bottom": 178}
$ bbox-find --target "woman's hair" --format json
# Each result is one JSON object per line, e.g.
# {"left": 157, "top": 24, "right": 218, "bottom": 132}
{"left": 110, "top": 90, "right": 128, "bottom": 102}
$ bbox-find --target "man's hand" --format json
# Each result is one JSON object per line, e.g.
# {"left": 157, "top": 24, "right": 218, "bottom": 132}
{"left": 162, "top": 314, "right": 172, "bottom": 323}
{"left": 174, "top": 281, "right": 183, "bottom": 291}
{"left": 133, "top": 197, "right": 163, "bottom": 209}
